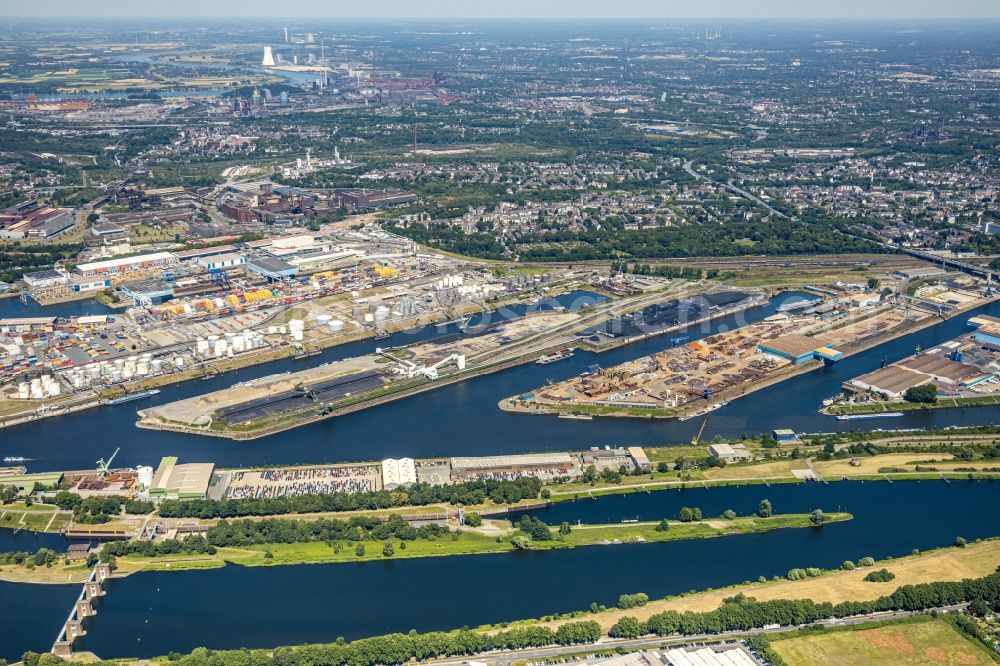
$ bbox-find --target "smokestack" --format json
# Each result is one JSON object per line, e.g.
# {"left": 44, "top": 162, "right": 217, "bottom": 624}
{"left": 262, "top": 46, "right": 275, "bottom": 67}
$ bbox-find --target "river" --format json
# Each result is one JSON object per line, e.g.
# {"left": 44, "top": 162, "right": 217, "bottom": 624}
{"left": 3, "top": 292, "right": 1000, "bottom": 473}
{"left": 2, "top": 479, "right": 996, "bottom": 660}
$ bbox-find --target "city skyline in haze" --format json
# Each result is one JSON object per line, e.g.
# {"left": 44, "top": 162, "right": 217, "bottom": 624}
{"left": 5, "top": 0, "right": 1000, "bottom": 19}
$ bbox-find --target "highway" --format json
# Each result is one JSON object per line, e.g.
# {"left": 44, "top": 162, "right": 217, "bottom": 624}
{"left": 425, "top": 604, "right": 969, "bottom": 666}
{"left": 683, "top": 161, "right": 789, "bottom": 220}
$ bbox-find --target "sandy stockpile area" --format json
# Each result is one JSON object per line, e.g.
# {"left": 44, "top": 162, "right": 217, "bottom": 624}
{"left": 812, "top": 307, "right": 912, "bottom": 347}
{"left": 144, "top": 355, "right": 376, "bottom": 424}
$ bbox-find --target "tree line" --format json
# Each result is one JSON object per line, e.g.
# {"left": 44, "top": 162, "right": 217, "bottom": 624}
{"left": 55, "top": 571, "right": 1000, "bottom": 666}
{"left": 100, "top": 514, "right": 451, "bottom": 559}
{"left": 608, "top": 571, "right": 1000, "bottom": 639}
{"left": 157, "top": 477, "right": 541, "bottom": 519}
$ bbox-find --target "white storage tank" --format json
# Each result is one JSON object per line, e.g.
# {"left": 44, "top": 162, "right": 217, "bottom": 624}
{"left": 316, "top": 314, "right": 332, "bottom": 326}
{"left": 174, "top": 356, "right": 185, "bottom": 368}
{"left": 374, "top": 306, "right": 390, "bottom": 322}
{"left": 329, "top": 319, "right": 345, "bottom": 332}
{"left": 136, "top": 465, "right": 154, "bottom": 490}
{"left": 364, "top": 313, "right": 374, "bottom": 323}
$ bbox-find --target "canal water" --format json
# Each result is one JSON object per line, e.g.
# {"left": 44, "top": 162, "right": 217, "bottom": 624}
{"left": 4, "top": 292, "right": 1000, "bottom": 473}
{"left": 0, "top": 479, "right": 992, "bottom": 660}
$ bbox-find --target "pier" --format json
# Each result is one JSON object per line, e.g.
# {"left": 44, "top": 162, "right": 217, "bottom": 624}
{"left": 51, "top": 563, "right": 111, "bottom": 657}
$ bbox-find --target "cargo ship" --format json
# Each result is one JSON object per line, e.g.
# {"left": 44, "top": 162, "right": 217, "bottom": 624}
{"left": 835, "top": 412, "right": 904, "bottom": 421}
{"left": 536, "top": 348, "right": 575, "bottom": 365}
{"left": 103, "top": 389, "right": 161, "bottom": 405}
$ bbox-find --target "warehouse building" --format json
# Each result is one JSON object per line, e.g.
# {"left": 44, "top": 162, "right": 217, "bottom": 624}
{"left": 76, "top": 251, "right": 177, "bottom": 277}
{"left": 381, "top": 458, "right": 417, "bottom": 488}
{"left": 246, "top": 255, "right": 299, "bottom": 280}
{"left": 22, "top": 268, "right": 70, "bottom": 289}
{"left": 450, "top": 453, "right": 574, "bottom": 480}
{"left": 897, "top": 353, "right": 992, "bottom": 388}
{"left": 0, "top": 471, "right": 64, "bottom": 495}
{"left": 758, "top": 334, "right": 843, "bottom": 365}
{"left": 147, "top": 456, "right": 215, "bottom": 500}
{"left": 197, "top": 252, "right": 247, "bottom": 272}
{"left": 118, "top": 279, "right": 175, "bottom": 306}
{"left": 969, "top": 315, "right": 1000, "bottom": 349}
{"left": 708, "top": 443, "right": 752, "bottom": 462}
{"left": 335, "top": 188, "right": 417, "bottom": 210}
{"left": 0, "top": 316, "right": 57, "bottom": 333}
{"left": 0, "top": 206, "right": 75, "bottom": 239}
{"left": 70, "top": 277, "right": 112, "bottom": 293}
{"left": 844, "top": 365, "right": 930, "bottom": 399}
{"left": 894, "top": 266, "right": 948, "bottom": 280}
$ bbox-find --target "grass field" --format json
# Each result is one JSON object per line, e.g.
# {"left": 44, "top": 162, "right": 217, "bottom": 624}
{"left": 534, "top": 539, "right": 1000, "bottom": 633}
{"left": 109, "top": 513, "right": 845, "bottom": 575}
{"left": 771, "top": 617, "right": 994, "bottom": 665}
{"left": 0, "top": 503, "right": 72, "bottom": 532}
{"left": 702, "top": 459, "right": 809, "bottom": 481}
{"left": 811, "top": 453, "right": 989, "bottom": 476}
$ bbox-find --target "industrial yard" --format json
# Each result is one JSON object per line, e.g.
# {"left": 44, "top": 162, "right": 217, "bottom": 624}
{"left": 503, "top": 278, "right": 987, "bottom": 420}
{"left": 133, "top": 291, "right": 672, "bottom": 437}
{"left": 831, "top": 313, "right": 1000, "bottom": 414}
{"left": 0, "top": 225, "right": 607, "bottom": 427}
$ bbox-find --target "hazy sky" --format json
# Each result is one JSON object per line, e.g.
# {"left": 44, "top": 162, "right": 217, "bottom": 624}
{"left": 6, "top": 0, "right": 1000, "bottom": 19}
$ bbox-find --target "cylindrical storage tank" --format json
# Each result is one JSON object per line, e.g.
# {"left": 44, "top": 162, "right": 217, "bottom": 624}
{"left": 17, "top": 382, "right": 29, "bottom": 399}
{"left": 151, "top": 359, "right": 163, "bottom": 372}
{"left": 175, "top": 356, "right": 185, "bottom": 368}
{"left": 279, "top": 326, "right": 287, "bottom": 335}
{"left": 364, "top": 313, "right": 374, "bottom": 323}
{"left": 374, "top": 306, "right": 390, "bottom": 322}
{"left": 292, "top": 330, "right": 304, "bottom": 342}
{"left": 267, "top": 326, "right": 278, "bottom": 334}
{"left": 329, "top": 319, "right": 344, "bottom": 332}
{"left": 316, "top": 314, "right": 332, "bottom": 326}
{"left": 137, "top": 465, "right": 154, "bottom": 490}
{"left": 110, "top": 369, "right": 122, "bottom": 383}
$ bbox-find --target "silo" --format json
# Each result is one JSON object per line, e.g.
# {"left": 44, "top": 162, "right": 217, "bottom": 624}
{"left": 136, "top": 465, "right": 154, "bottom": 490}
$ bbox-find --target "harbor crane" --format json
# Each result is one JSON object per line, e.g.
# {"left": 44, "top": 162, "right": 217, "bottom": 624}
{"left": 691, "top": 418, "right": 709, "bottom": 446}
{"left": 96, "top": 447, "right": 120, "bottom": 479}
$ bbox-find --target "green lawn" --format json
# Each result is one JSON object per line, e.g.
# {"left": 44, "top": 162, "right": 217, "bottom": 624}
{"left": 771, "top": 617, "right": 995, "bottom": 666}
{"left": 0, "top": 503, "right": 72, "bottom": 533}
{"left": 114, "top": 513, "right": 848, "bottom": 574}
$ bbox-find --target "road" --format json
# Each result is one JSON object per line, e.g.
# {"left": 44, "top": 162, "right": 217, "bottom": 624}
{"left": 425, "top": 604, "right": 968, "bottom": 666}
{"left": 683, "top": 161, "right": 789, "bottom": 220}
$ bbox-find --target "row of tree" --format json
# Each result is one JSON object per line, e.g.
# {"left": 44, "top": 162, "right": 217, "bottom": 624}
{"left": 101, "top": 515, "right": 452, "bottom": 558}
{"left": 157, "top": 477, "right": 542, "bottom": 519}
{"left": 114, "top": 621, "right": 603, "bottom": 666}
{"left": 48, "top": 492, "right": 152, "bottom": 524}
{"left": 609, "top": 571, "right": 1000, "bottom": 639}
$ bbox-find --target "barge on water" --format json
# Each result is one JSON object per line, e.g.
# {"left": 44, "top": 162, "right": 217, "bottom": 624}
{"left": 537, "top": 348, "right": 575, "bottom": 365}
{"left": 103, "top": 389, "right": 161, "bottom": 405}
{"left": 835, "top": 411, "right": 904, "bottom": 421}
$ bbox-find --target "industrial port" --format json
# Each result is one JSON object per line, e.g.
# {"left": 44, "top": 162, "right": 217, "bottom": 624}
{"left": 0, "top": 225, "right": 614, "bottom": 428}
{"left": 503, "top": 275, "right": 1000, "bottom": 419}
{"left": 134, "top": 286, "right": 711, "bottom": 438}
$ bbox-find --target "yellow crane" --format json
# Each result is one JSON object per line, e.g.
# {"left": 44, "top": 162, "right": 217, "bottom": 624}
{"left": 691, "top": 417, "right": 709, "bottom": 446}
